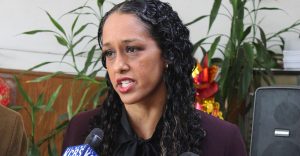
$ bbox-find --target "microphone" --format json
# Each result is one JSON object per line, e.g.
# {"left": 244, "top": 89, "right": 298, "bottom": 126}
{"left": 84, "top": 128, "right": 104, "bottom": 152}
{"left": 62, "top": 144, "right": 98, "bottom": 156}
{"left": 62, "top": 128, "right": 104, "bottom": 156}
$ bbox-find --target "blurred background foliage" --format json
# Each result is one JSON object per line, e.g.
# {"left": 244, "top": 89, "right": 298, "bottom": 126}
{"left": 18, "top": 0, "right": 107, "bottom": 155}
{"left": 187, "top": 0, "right": 300, "bottom": 123}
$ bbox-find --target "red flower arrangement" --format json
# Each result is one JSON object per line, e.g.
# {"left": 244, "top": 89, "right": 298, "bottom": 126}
{"left": 192, "top": 54, "right": 223, "bottom": 119}
{"left": 0, "top": 77, "right": 11, "bottom": 107}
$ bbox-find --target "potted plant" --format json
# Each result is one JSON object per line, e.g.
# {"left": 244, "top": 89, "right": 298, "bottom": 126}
{"left": 17, "top": 0, "right": 108, "bottom": 155}
{"left": 188, "top": 0, "right": 300, "bottom": 123}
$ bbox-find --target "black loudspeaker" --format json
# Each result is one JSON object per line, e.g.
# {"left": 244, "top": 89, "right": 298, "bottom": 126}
{"left": 250, "top": 87, "right": 300, "bottom": 156}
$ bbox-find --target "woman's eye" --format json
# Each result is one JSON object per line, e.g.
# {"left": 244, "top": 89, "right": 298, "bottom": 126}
{"left": 126, "top": 46, "right": 138, "bottom": 53}
{"left": 103, "top": 50, "right": 115, "bottom": 58}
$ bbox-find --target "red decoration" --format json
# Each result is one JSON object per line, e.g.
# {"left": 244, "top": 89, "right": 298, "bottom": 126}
{"left": 193, "top": 54, "right": 223, "bottom": 119}
{"left": 193, "top": 54, "right": 219, "bottom": 100}
{"left": 0, "top": 77, "right": 10, "bottom": 107}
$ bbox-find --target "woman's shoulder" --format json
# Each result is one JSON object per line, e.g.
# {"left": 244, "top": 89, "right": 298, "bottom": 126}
{"left": 62, "top": 108, "right": 101, "bottom": 153}
{"left": 195, "top": 109, "right": 237, "bottom": 131}
{"left": 194, "top": 109, "right": 247, "bottom": 156}
{"left": 70, "top": 108, "right": 100, "bottom": 125}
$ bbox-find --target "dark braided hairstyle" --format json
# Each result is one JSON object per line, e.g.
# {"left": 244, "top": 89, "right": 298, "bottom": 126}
{"left": 91, "top": 0, "right": 206, "bottom": 155}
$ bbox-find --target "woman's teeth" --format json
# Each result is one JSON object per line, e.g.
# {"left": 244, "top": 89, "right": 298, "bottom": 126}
{"left": 120, "top": 80, "right": 133, "bottom": 87}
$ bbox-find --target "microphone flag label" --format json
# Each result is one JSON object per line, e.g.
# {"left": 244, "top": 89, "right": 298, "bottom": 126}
{"left": 63, "top": 144, "right": 98, "bottom": 156}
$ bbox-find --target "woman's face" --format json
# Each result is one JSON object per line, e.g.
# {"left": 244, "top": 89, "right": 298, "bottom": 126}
{"left": 102, "top": 12, "right": 166, "bottom": 105}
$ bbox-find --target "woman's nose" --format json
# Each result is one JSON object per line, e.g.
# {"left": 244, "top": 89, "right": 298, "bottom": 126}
{"left": 113, "top": 53, "right": 130, "bottom": 73}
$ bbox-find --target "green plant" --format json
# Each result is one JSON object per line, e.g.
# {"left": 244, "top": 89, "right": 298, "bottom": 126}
{"left": 14, "top": 76, "right": 63, "bottom": 155}
{"left": 18, "top": 0, "right": 108, "bottom": 155}
{"left": 188, "top": 0, "right": 300, "bottom": 122}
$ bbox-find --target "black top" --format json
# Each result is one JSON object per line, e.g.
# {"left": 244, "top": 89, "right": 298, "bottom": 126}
{"left": 62, "top": 108, "right": 248, "bottom": 156}
{"left": 113, "top": 107, "right": 162, "bottom": 155}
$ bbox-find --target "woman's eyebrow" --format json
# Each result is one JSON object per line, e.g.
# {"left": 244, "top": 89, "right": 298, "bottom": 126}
{"left": 102, "top": 42, "right": 111, "bottom": 48}
{"left": 122, "top": 38, "right": 142, "bottom": 44}
{"left": 103, "top": 38, "right": 143, "bottom": 46}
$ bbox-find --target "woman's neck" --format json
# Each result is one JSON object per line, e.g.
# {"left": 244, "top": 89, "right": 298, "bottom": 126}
{"left": 124, "top": 96, "right": 166, "bottom": 140}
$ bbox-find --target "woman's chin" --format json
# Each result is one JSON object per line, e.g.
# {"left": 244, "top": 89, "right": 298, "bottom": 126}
{"left": 119, "top": 95, "right": 139, "bottom": 105}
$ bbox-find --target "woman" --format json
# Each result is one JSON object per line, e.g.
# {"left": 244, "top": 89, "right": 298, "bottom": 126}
{"left": 62, "top": 0, "right": 247, "bottom": 155}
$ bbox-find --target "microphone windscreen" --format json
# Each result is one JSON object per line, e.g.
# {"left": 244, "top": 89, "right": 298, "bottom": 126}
{"left": 84, "top": 128, "right": 104, "bottom": 149}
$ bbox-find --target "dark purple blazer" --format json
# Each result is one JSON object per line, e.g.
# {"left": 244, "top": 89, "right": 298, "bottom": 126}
{"left": 62, "top": 108, "right": 248, "bottom": 156}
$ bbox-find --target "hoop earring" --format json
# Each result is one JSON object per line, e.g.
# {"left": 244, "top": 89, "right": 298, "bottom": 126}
{"left": 165, "top": 64, "right": 169, "bottom": 69}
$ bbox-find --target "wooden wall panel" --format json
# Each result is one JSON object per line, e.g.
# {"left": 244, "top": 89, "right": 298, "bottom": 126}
{"left": 0, "top": 68, "right": 105, "bottom": 155}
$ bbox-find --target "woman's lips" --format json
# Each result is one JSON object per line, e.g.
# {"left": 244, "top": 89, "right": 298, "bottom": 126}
{"left": 116, "top": 78, "right": 136, "bottom": 93}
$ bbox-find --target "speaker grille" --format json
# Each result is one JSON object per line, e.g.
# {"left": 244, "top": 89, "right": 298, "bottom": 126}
{"left": 262, "top": 141, "right": 300, "bottom": 156}
{"left": 274, "top": 101, "right": 300, "bottom": 126}
{"left": 250, "top": 87, "right": 300, "bottom": 156}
